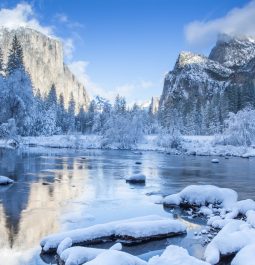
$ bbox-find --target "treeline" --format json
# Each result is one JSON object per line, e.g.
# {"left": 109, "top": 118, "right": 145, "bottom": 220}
{"left": 0, "top": 36, "right": 158, "bottom": 143}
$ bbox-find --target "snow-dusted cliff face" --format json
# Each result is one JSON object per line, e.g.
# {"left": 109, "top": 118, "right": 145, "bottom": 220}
{"left": 159, "top": 35, "right": 255, "bottom": 134}
{"left": 0, "top": 27, "right": 90, "bottom": 111}
{"left": 209, "top": 34, "right": 255, "bottom": 69}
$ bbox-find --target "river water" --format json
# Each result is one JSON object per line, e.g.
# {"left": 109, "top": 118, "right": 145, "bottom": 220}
{"left": 0, "top": 147, "right": 254, "bottom": 264}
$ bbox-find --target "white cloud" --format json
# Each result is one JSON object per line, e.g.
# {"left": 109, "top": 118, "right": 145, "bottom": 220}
{"left": 185, "top": 0, "right": 255, "bottom": 46}
{"left": 0, "top": 2, "right": 53, "bottom": 36}
{"left": 68, "top": 60, "right": 156, "bottom": 103}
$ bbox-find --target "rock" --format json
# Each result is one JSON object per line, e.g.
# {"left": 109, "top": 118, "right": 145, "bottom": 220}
{"left": 211, "top": 159, "right": 219, "bottom": 163}
{"left": 126, "top": 174, "right": 146, "bottom": 184}
{"left": 135, "top": 162, "right": 142, "bottom": 165}
{"left": 0, "top": 176, "right": 14, "bottom": 185}
{"left": 159, "top": 34, "right": 255, "bottom": 134}
{"left": 0, "top": 27, "right": 90, "bottom": 112}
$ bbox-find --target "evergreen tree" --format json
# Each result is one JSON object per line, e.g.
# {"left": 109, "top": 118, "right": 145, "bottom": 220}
{"left": 114, "top": 95, "right": 126, "bottom": 114}
{"left": 46, "top": 84, "right": 57, "bottom": 108}
{"left": 7, "top": 35, "right": 24, "bottom": 75}
{"left": 0, "top": 47, "right": 4, "bottom": 75}
{"left": 67, "top": 92, "right": 75, "bottom": 132}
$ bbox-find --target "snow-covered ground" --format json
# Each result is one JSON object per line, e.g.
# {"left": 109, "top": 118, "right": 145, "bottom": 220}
{"left": 20, "top": 134, "right": 255, "bottom": 157}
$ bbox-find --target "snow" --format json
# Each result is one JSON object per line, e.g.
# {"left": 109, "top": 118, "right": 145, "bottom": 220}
{"left": 41, "top": 215, "right": 186, "bottom": 252}
{"left": 85, "top": 250, "right": 147, "bottom": 265}
{"left": 246, "top": 210, "right": 255, "bottom": 228}
{"left": 57, "top": 237, "right": 72, "bottom": 256}
{"left": 231, "top": 244, "right": 255, "bottom": 265}
{"left": 204, "top": 220, "right": 255, "bottom": 264}
{"left": 163, "top": 185, "right": 238, "bottom": 208}
{"left": 126, "top": 174, "right": 146, "bottom": 183}
{"left": 0, "top": 175, "right": 14, "bottom": 185}
{"left": 21, "top": 134, "right": 255, "bottom": 158}
{"left": 148, "top": 245, "right": 210, "bottom": 265}
{"left": 60, "top": 243, "right": 122, "bottom": 265}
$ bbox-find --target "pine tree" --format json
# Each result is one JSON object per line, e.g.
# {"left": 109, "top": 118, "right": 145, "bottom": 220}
{"left": 7, "top": 35, "right": 24, "bottom": 75}
{"left": 0, "top": 47, "right": 4, "bottom": 75}
{"left": 68, "top": 93, "right": 75, "bottom": 132}
{"left": 46, "top": 84, "right": 57, "bottom": 107}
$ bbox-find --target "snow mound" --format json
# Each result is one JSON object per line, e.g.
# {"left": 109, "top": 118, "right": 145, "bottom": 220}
{"left": 163, "top": 185, "right": 237, "bottom": 208}
{"left": 85, "top": 250, "right": 147, "bottom": 265}
{"left": 60, "top": 243, "right": 122, "bottom": 265}
{"left": 41, "top": 215, "right": 186, "bottom": 253}
{"left": 148, "top": 245, "right": 210, "bottom": 265}
{"left": 126, "top": 174, "right": 146, "bottom": 183}
{"left": 0, "top": 176, "right": 14, "bottom": 185}
{"left": 246, "top": 210, "right": 255, "bottom": 228}
{"left": 57, "top": 237, "right": 72, "bottom": 256}
{"left": 231, "top": 244, "right": 255, "bottom": 265}
{"left": 204, "top": 220, "right": 255, "bottom": 264}
{"left": 60, "top": 246, "right": 105, "bottom": 265}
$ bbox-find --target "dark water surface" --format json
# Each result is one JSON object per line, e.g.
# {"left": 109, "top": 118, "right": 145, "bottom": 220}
{"left": 0, "top": 147, "right": 254, "bottom": 264}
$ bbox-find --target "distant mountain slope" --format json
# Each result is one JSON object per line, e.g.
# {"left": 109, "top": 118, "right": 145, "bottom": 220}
{"left": 0, "top": 27, "right": 90, "bottom": 111}
{"left": 159, "top": 35, "right": 255, "bottom": 134}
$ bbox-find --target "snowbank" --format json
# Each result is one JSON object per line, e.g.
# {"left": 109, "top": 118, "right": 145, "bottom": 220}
{"left": 40, "top": 215, "right": 186, "bottom": 253}
{"left": 21, "top": 134, "right": 255, "bottom": 157}
{"left": 148, "top": 245, "right": 210, "bottom": 265}
{"left": 126, "top": 174, "right": 146, "bottom": 183}
{"left": 0, "top": 176, "right": 14, "bottom": 185}
{"left": 163, "top": 185, "right": 237, "bottom": 208}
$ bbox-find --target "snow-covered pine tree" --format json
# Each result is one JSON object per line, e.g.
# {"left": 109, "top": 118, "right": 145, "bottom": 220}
{"left": 0, "top": 47, "right": 4, "bottom": 75}
{"left": 4, "top": 35, "right": 34, "bottom": 135}
{"left": 67, "top": 92, "right": 75, "bottom": 132}
{"left": 46, "top": 84, "right": 57, "bottom": 108}
{"left": 6, "top": 35, "right": 24, "bottom": 75}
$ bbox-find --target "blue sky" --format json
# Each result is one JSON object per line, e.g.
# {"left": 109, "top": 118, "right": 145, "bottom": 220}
{"left": 0, "top": 0, "right": 252, "bottom": 104}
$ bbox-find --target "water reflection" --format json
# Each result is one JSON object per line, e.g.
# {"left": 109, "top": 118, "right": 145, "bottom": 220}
{"left": 0, "top": 148, "right": 89, "bottom": 250}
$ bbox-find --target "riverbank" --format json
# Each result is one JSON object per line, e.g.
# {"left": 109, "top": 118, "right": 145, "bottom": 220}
{"left": 19, "top": 134, "right": 255, "bottom": 158}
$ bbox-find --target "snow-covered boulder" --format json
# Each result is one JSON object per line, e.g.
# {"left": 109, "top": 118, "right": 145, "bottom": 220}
{"left": 204, "top": 220, "right": 255, "bottom": 264}
{"left": 126, "top": 174, "right": 146, "bottom": 183}
{"left": 246, "top": 210, "right": 255, "bottom": 228}
{"left": 211, "top": 159, "right": 219, "bottom": 163}
{"left": 148, "top": 245, "right": 210, "bottom": 265}
{"left": 0, "top": 176, "right": 14, "bottom": 185}
{"left": 41, "top": 215, "right": 186, "bottom": 253}
{"left": 57, "top": 237, "right": 72, "bottom": 256}
{"left": 231, "top": 244, "right": 255, "bottom": 265}
{"left": 85, "top": 250, "right": 147, "bottom": 265}
{"left": 60, "top": 243, "right": 122, "bottom": 265}
{"left": 163, "top": 185, "right": 237, "bottom": 208}
{"left": 225, "top": 199, "right": 255, "bottom": 219}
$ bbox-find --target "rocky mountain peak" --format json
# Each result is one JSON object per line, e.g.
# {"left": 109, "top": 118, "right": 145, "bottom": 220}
{"left": 209, "top": 33, "right": 255, "bottom": 69}
{"left": 175, "top": 51, "right": 206, "bottom": 69}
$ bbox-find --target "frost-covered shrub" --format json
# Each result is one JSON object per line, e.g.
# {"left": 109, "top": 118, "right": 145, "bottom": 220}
{"left": 0, "top": 118, "right": 17, "bottom": 139}
{"left": 102, "top": 112, "right": 144, "bottom": 149}
{"left": 157, "top": 128, "right": 183, "bottom": 149}
{"left": 216, "top": 108, "right": 255, "bottom": 146}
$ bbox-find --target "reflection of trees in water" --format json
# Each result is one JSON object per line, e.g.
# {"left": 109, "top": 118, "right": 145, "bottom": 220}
{"left": 0, "top": 148, "right": 88, "bottom": 249}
